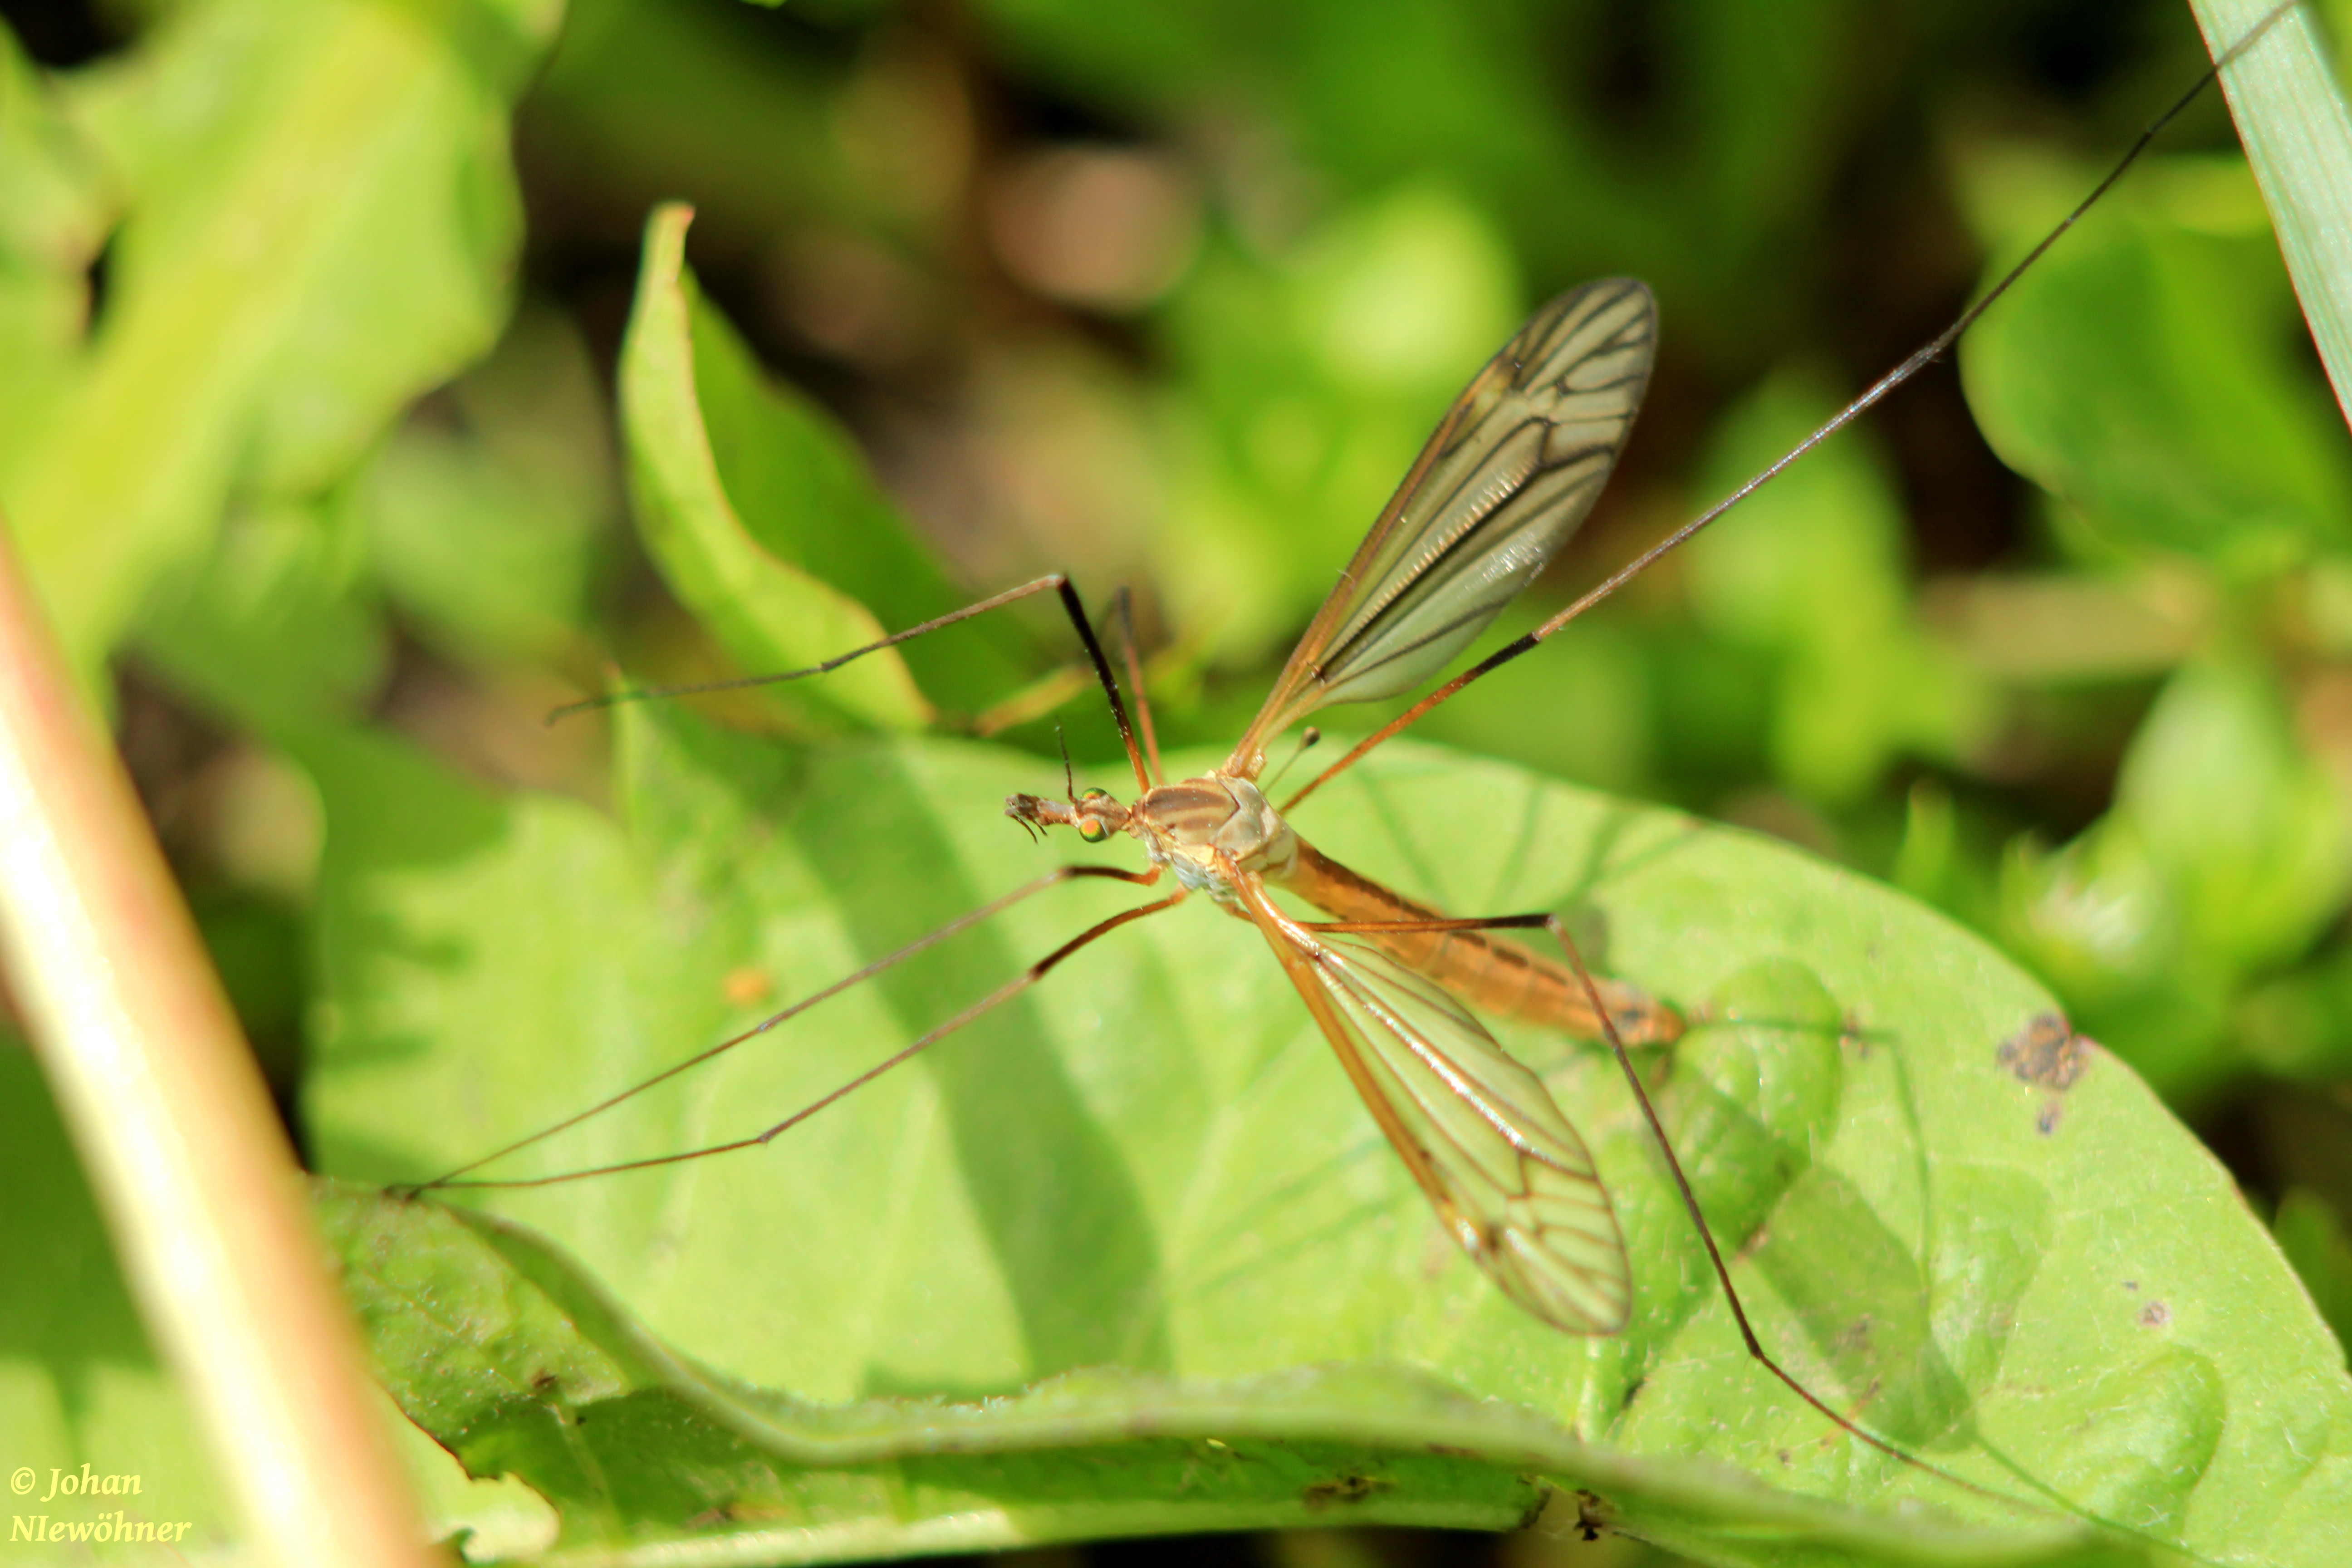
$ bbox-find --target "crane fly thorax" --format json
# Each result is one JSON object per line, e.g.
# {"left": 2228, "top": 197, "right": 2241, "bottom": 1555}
{"left": 1003, "top": 774, "right": 1296, "bottom": 902}
{"left": 1133, "top": 774, "right": 1298, "bottom": 899}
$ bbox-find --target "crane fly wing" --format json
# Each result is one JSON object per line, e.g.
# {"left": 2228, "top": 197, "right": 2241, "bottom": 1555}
{"left": 1226, "top": 278, "right": 1657, "bottom": 778}
{"left": 1316, "top": 941, "right": 1632, "bottom": 1333}
{"left": 1236, "top": 883, "right": 1631, "bottom": 1332}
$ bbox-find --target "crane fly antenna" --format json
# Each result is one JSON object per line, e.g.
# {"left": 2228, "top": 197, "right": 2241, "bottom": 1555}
{"left": 1281, "top": 0, "right": 2296, "bottom": 813}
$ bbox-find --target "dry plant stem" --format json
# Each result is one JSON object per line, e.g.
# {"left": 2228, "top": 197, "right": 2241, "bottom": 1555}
{"left": 0, "top": 522, "right": 431, "bottom": 1568}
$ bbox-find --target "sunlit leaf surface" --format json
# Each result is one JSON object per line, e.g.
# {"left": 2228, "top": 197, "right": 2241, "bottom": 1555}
{"left": 306, "top": 708, "right": 2352, "bottom": 1565}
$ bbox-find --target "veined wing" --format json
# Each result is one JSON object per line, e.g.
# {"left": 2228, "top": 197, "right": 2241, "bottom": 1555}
{"left": 1226, "top": 279, "right": 1656, "bottom": 778}
{"left": 1234, "top": 879, "right": 1630, "bottom": 1333}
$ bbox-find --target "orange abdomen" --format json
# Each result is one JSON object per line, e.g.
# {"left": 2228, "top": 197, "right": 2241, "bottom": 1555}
{"left": 1271, "top": 838, "right": 1681, "bottom": 1045}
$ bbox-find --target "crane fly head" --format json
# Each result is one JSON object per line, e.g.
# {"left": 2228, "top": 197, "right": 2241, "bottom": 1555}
{"left": 1005, "top": 785, "right": 1131, "bottom": 845}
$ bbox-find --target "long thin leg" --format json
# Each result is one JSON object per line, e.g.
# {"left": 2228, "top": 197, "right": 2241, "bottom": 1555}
{"left": 1111, "top": 587, "right": 1164, "bottom": 786}
{"left": 550, "top": 573, "right": 1155, "bottom": 795}
{"left": 1277, "top": 6, "right": 2290, "bottom": 815}
{"left": 419, "top": 884, "right": 1188, "bottom": 1191}
{"left": 1302, "top": 906, "right": 2001, "bottom": 1501}
{"left": 406, "top": 862, "right": 1166, "bottom": 1193}
{"left": 550, "top": 577, "right": 1069, "bottom": 719}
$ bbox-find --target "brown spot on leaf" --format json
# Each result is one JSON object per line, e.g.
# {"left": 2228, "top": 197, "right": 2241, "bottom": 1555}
{"left": 1302, "top": 1471, "right": 1392, "bottom": 1511}
{"left": 1524, "top": 1486, "right": 1607, "bottom": 1540}
{"left": 2140, "top": 1302, "right": 2171, "bottom": 1328}
{"left": 1841, "top": 1011, "right": 1868, "bottom": 1058}
{"left": 1999, "top": 1012, "right": 2092, "bottom": 1090}
{"left": 2004, "top": 1011, "right": 2098, "bottom": 1086}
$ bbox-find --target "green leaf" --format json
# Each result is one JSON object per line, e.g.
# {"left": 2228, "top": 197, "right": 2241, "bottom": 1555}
{"left": 2235, "top": 937, "right": 2352, "bottom": 1080}
{"left": 1683, "top": 371, "right": 1996, "bottom": 804}
{"left": 0, "top": 27, "right": 109, "bottom": 471}
{"left": 680, "top": 235, "right": 1032, "bottom": 720}
{"left": 1996, "top": 819, "right": 2234, "bottom": 1103}
{"left": 2275, "top": 1189, "right": 2352, "bottom": 1369}
{"left": 323, "top": 1181, "right": 2102, "bottom": 1567}
{"left": 1155, "top": 187, "right": 1521, "bottom": 666}
{"left": 1, "top": 0, "right": 554, "bottom": 678}
{"left": 1999, "top": 650, "right": 2352, "bottom": 1099}
{"left": 303, "top": 707, "right": 2352, "bottom": 1564}
{"left": 355, "top": 303, "right": 617, "bottom": 671}
{"left": 132, "top": 496, "right": 389, "bottom": 733}
{"left": 1959, "top": 156, "right": 2352, "bottom": 573}
{"left": 2111, "top": 651, "right": 2352, "bottom": 970}
{"left": 2189, "top": 0, "right": 2352, "bottom": 430}
{"left": 965, "top": 0, "right": 1847, "bottom": 356}
{"left": 618, "top": 202, "right": 934, "bottom": 731}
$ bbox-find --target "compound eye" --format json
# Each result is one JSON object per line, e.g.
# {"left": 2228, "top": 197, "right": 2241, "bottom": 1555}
{"left": 1077, "top": 819, "right": 1111, "bottom": 844}
{"left": 1078, "top": 787, "right": 1110, "bottom": 803}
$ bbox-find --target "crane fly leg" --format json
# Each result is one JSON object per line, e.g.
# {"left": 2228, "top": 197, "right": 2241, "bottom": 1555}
{"left": 407, "top": 862, "right": 1171, "bottom": 1194}
{"left": 1274, "top": 12, "right": 2285, "bottom": 817}
{"left": 1297, "top": 904, "right": 1997, "bottom": 1499}
{"left": 1108, "top": 586, "right": 1163, "bottom": 785}
{"left": 549, "top": 573, "right": 1153, "bottom": 794}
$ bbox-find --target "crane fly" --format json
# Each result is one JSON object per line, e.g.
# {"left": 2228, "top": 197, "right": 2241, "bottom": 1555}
{"left": 413, "top": 22, "right": 2276, "bottom": 1498}
{"left": 417, "top": 277, "right": 1940, "bottom": 1483}
{"left": 1003, "top": 279, "right": 1676, "bottom": 1343}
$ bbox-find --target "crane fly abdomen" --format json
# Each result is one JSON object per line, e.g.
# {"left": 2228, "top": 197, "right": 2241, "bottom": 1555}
{"left": 1077, "top": 760, "right": 1683, "bottom": 1048}
{"left": 1273, "top": 838, "right": 1682, "bottom": 1047}
{"left": 1029, "top": 760, "right": 1683, "bottom": 1046}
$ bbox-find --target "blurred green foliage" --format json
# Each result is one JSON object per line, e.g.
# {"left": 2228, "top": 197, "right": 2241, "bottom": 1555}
{"left": 10, "top": 0, "right": 2352, "bottom": 1562}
